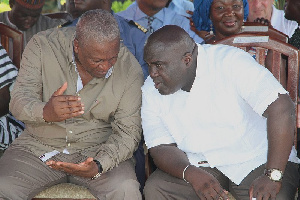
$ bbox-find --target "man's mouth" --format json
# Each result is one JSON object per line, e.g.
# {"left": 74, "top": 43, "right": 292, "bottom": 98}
{"left": 154, "top": 81, "right": 162, "bottom": 89}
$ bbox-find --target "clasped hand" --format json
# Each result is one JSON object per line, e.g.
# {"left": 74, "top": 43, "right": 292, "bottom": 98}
{"left": 188, "top": 166, "right": 229, "bottom": 200}
{"left": 46, "top": 157, "right": 99, "bottom": 178}
{"left": 249, "top": 175, "right": 281, "bottom": 200}
{"left": 43, "top": 82, "right": 84, "bottom": 122}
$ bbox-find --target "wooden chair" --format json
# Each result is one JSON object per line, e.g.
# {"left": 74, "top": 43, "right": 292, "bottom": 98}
{"left": 214, "top": 32, "right": 300, "bottom": 147}
{"left": 0, "top": 23, "right": 23, "bottom": 69}
{"left": 44, "top": 12, "right": 73, "bottom": 21}
{"left": 241, "top": 22, "right": 289, "bottom": 43}
{"left": 32, "top": 183, "right": 96, "bottom": 200}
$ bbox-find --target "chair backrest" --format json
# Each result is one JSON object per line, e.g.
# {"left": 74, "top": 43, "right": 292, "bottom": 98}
{"left": 215, "top": 32, "right": 299, "bottom": 147}
{"left": 44, "top": 12, "right": 72, "bottom": 21}
{"left": 241, "top": 22, "right": 289, "bottom": 43}
{"left": 0, "top": 23, "right": 23, "bottom": 69}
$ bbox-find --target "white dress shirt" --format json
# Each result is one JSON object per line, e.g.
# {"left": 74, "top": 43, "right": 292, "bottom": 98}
{"left": 141, "top": 44, "right": 299, "bottom": 184}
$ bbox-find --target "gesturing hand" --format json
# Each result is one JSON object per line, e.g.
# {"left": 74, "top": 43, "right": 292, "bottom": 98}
{"left": 187, "top": 166, "right": 229, "bottom": 200}
{"left": 46, "top": 157, "right": 99, "bottom": 178}
{"left": 249, "top": 175, "right": 281, "bottom": 200}
{"left": 43, "top": 82, "right": 84, "bottom": 122}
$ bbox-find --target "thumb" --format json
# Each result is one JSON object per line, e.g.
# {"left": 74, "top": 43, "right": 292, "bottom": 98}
{"left": 83, "top": 157, "right": 95, "bottom": 166}
{"left": 249, "top": 185, "right": 254, "bottom": 200}
{"left": 53, "top": 82, "right": 67, "bottom": 96}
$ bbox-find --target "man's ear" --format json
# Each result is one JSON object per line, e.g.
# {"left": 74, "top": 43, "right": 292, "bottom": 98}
{"left": 183, "top": 53, "right": 193, "bottom": 67}
{"left": 73, "top": 38, "right": 79, "bottom": 54}
{"left": 9, "top": 0, "right": 14, "bottom": 8}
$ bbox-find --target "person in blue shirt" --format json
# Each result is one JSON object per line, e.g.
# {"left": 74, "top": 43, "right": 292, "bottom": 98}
{"left": 64, "top": 0, "right": 149, "bottom": 80}
{"left": 116, "top": 0, "right": 204, "bottom": 44}
{"left": 64, "top": 0, "right": 148, "bottom": 192}
{"left": 168, "top": 0, "right": 194, "bottom": 18}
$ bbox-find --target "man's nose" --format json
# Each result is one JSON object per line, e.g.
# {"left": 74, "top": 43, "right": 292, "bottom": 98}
{"left": 149, "top": 66, "right": 159, "bottom": 78}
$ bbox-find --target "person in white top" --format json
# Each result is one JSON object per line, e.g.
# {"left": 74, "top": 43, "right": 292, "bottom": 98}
{"left": 142, "top": 25, "right": 299, "bottom": 200}
{"left": 247, "top": 0, "right": 298, "bottom": 38}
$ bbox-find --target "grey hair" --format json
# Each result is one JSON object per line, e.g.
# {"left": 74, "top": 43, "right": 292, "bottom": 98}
{"left": 75, "top": 9, "right": 120, "bottom": 46}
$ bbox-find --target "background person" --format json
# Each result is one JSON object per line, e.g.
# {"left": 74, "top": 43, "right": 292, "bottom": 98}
{"left": 0, "top": 0, "right": 67, "bottom": 52}
{"left": 117, "top": 0, "right": 204, "bottom": 44}
{"left": 247, "top": 0, "right": 298, "bottom": 38}
{"left": 0, "top": 43, "right": 24, "bottom": 157}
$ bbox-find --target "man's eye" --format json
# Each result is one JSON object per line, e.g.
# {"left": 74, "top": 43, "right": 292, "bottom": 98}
{"left": 156, "top": 64, "right": 162, "bottom": 69}
{"left": 233, "top": 5, "right": 242, "bottom": 9}
{"left": 93, "top": 60, "right": 104, "bottom": 64}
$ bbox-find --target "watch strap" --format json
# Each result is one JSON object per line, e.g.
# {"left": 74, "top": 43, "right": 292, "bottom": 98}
{"left": 93, "top": 159, "right": 103, "bottom": 173}
{"left": 91, "top": 160, "right": 103, "bottom": 180}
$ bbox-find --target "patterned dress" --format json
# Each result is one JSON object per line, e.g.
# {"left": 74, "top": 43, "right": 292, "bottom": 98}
{"left": 289, "top": 27, "right": 300, "bottom": 49}
{"left": 0, "top": 44, "right": 24, "bottom": 150}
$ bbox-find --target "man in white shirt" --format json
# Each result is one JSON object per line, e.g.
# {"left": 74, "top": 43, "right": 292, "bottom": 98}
{"left": 247, "top": 0, "right": 298, "bottom": 38}
{"left": 142, "top": 25, "right": 299, "bottom": 200}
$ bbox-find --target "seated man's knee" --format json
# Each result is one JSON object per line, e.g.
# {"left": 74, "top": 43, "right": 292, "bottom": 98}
{"left": 108, "top": 179, "right": 141, "bottom": 199}
{"left": 144, "top": 175, "right": 162, "bottom": 198}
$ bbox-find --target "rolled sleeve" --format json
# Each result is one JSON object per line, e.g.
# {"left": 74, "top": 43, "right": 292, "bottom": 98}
{"left": 141, "top": 78, "right": 175, "bottom": 149}
{"left": 10, "top": 35, "right": 47, "bottom": 124}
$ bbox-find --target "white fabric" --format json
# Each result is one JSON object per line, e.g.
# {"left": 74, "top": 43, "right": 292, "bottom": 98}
{"left": 141, "top": 44, "right": 298, "bottom": 184}
{"left": 271, "top": 5, "right": 298, "bottom": 38}
{"left": 168, "top": 0, "right": 194, "bottom": 17}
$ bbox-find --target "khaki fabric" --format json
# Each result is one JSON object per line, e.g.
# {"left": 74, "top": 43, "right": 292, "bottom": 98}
{"left": 9, "top": 27, "right": 144, "bottom": 172}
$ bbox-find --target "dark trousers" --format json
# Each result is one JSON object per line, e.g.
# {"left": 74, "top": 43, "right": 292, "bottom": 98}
{"left": 145, "top": 162, "right": 299, "bottom": 200}
{"left": 0, "top": 145, "right": 142, "bottom": 200}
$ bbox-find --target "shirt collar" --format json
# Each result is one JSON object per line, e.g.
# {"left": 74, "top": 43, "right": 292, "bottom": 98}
{"left": 134, "top": 2, "right": 164, "bottom": 23}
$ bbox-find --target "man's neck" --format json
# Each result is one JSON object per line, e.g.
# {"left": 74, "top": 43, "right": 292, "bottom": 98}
{"left": 137, "top": 1, "right": 162, "bottom": 17}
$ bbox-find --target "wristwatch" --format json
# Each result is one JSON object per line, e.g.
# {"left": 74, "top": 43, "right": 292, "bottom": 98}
{"left": 91, "top": 160, "right": 103, "bottom": 180}
{"left": 264, "top": 168, "right": 283, "bottom": 182}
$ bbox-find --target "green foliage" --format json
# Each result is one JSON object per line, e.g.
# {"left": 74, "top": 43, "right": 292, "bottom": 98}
{"left": 274, "top": 0, "right": 286, "bottom": 10}
{"left": 0, "top": 0, "right": 9, "bottom": 4}
{"left": 112, "top": 0, "right": 133, "bottom": 13}
{"left": 0, "top": 1, "right": 10, "bottom": 12}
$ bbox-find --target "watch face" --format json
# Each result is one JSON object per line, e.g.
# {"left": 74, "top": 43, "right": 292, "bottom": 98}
{"left": 270, "top": 170, "right": 282, "bottom": 181}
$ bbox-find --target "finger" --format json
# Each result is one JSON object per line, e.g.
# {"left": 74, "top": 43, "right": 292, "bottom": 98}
{"left": 197, "top": 192, "right": 206, "bottom": 200}
{"left": 56, "top": 161, "right": 79, "bottom": 173}
{"left": 186, "top": 10, "right": 193, "bottom": 15}
{"left": 59, "top": 99, "right": 84, "bottom": 108}
{"left": 255, "top": 192, "right": 263, "bottom": 200}
{"left": 249, "top": 185, "right": 254, "bottom": 199}
{"left": 55, "top": 95, "right": 82, "bottom": 103}
{"left": 262, "top": 193, "right": 271, "bottom": 200}
{"left": 45, "top": 160, "right": 56, "bottom": 167}
{"left": 60, "top": 106, "right": 84, "bottom": 116}
{"left": 57, "top": 110, "right": 84, "bottom": 121}
{"left": 270, "top": 190, "right": 277, "bottom": 200}
{"left": 85, "top": 157, "right": 95, "bottom": 165}
{"left": 53, "top": 82, "right": 68, "bottom": 97}
{"left": 218, "top": 189, "right": 228, "bottom": 200}
{"left": 77, "top": 157, "right": 94, "bottom": 167}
